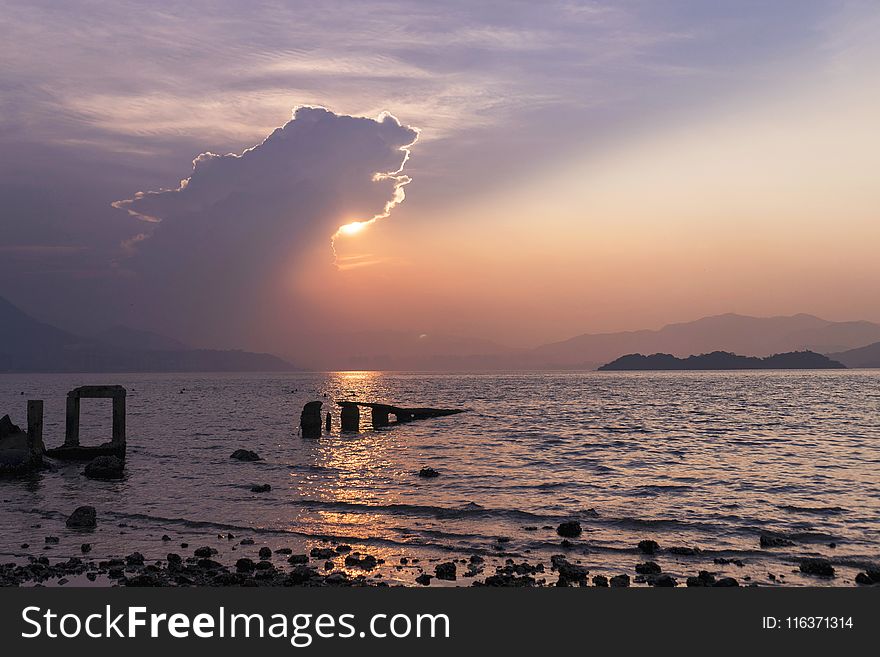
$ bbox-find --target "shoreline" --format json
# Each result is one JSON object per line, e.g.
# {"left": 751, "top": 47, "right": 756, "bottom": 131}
{"left": 3, "top": 524, "right": 877, "bottom": 588}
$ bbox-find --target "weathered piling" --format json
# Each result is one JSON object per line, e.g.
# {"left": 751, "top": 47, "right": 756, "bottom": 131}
{"left": 340, "top": 403, "right": 360, "bottom": 432}
{"left": 300, "top": 401, "right": 322, "bottom": 439}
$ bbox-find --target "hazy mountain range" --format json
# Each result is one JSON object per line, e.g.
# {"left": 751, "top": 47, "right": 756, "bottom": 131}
{"left": 2, "top": 295, "right": 880, "bottom": 372}
{"left": 0, "top": 296, "right": 294, "bottom": 372}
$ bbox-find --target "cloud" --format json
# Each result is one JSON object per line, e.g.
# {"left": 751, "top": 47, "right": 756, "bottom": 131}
{"left": 111, "top": 105, "right": 418, "bottom": 345}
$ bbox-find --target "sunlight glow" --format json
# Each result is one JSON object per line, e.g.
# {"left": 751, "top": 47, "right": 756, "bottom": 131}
{"left": 337, "top": 221, "right": 368, "bottom": 236}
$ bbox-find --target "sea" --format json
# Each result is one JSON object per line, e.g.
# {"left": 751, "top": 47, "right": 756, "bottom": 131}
{"left": 1, "top": 370, "right": 878, "bottom": 586}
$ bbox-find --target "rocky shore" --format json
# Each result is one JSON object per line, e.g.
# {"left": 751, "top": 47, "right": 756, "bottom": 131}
{"left": 3, "top": 513, "right": 878, "bottom": 588}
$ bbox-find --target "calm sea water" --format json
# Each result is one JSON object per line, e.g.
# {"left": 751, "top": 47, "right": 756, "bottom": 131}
{"left": 1, "top": 370, "right": 878, "bottom": 586}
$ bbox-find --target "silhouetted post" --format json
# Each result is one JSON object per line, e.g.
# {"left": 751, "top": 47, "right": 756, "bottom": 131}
{"left": 325, "top": 412, "right": 332, "bottom": 433}
{"left": 65, "top": 394, "right": 80, "bottom": 447}
{"left": 111, "top": 390, "right": 126, "bottom": 448}
{"left": 27, "top": 399, "right": 44, "bottom": 459}
{"left": 371, "top": 405, "right": 391, "bottom": 429}
{"left": 300, "top": 401, "right": 322, "bottom": 439}
{"left": 340, "top": 403, "right": 360, "bottom": 431}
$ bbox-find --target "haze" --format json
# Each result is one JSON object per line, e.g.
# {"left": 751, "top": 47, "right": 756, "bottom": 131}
{"left": 2, "top": 1, "right": 879, "bottom": 366}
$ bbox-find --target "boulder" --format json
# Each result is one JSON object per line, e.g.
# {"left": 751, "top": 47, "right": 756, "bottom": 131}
{"left": 418, "top": 467, "right": 440, "bottom": 478}
{"left": 609, "top": 574, "right": 630, "bottom": 588}
{"left": 435, "top": 562, "right": 457, "bottom": 581}
{"left": 713, "top": 577, "right": 739, "bottom": 587}
{"left": 556, "top": 521, "right": 582, "bottom": 538}
{"left": 258, "top": 547, "right": 272, "bottom": 560}
{"left": 635, "top": 561, "right": 661, "bottom": 575}
{"left": 310, "top": 547, "right": 336, "bottom": 560}
{"left": 591, "top": 575, "right": 608, "bottom": 587}
{"left": 760, "top": 534, "right": 795, "bottom": 548}
{"left": 250, "top": 484, "right": 271, "bottom": 493}
{"left": 651, "top": 574, "right": 678, "bottom": 587}
{"left": 799, "top": 558, "right": 835, "bottom": 577}
{"left": 83, "top": 455, "right": 124, "bottom": 480}
{"left": 230, "top": 449, "right": 261, "bottom": 462}
{"left": 638, "top": 539, "right": 659, "bottom": 554}
{"left": 65, "top": 506, "right": 97, "bottom": 529}
{"left": 415, "top": 573, "right": 432, "bottom": 586}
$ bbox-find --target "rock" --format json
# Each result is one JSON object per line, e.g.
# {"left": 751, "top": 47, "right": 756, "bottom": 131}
{"left": 310, "top": 547, "right": 337, "bottom": 560}
{"left": 240, "top": 538, "right": 255, "bottom": 545}
{"left": 523, "top": 526, "right": 538, "bottom": 531}
{"left": 638, "top": 539, "right": 659, "bottom": 554}
{"left": 45, "top": 536, "right": 59, "bottom": 544}
{"left": 250, "top": 484, "right": 271, "bottom": 493}
{"left": 66, "top": 506, "right": 97, "bottom": 529}
{"left": 345, "top": 553, "right": 378, "bottom": 570}
{"left": 799, "top": 558, "right": 835, "bottom": 577}
{"left": 668, "top": 546, "right": 700, "bottom": 556}
{"left": 855, "top": 572, "right": 873, "bottom": 585}
{"left": 126, "top": 552, "right": 145, "bottom": 566}
{"left": 556, "top": 521, "right": 582, "bottom": 538}
{"left": 592, "top": 575, "right": 608, "bottom": 587}
{"left": 258, "top": 547, "right": 272, "bottom": 560}
{"left": 435, "top": 562, "right": 457, "bottom": 581}
{"left": 418, "top": 467, "right": 440, "bottom": 478}
{"left": 635, "top": 561, "right": 661, "bottom": 575}
{"left": 335, "top": 544, "right": 352, "bottom": 553}
{"left": 83, "top": 455, "right": 124, "bottom": 480}
{"left": 651, "top": 574, "right": 678, "bottom": 587}
{"left": 193, "top": 546, "right": 217, "bottom": 558}
{"left": 288, "top": 554, "right": 309, "bottom": 565}
{"left": 0, "top": 414, "right": 21, "bottom": 438}
{"left": 552, "top": 556, "right": 589, "bottom": 586}
{"left": 713, "top": 577, "right": 739, "bottom": 587}
{"left": 274, "top": 547, "right": 293, "bottom": 555}
{"left": 760, "top": 534, "right": 795, "bottom": 548}
{"left": 166, "top": 553, "right": 182, "bottom": 565}
{"left": 80, "top": 543, "right": 91, "bottom": 553}
{"left": 866, "top": 567, "right": 880, "bottom": 582}
{"left": 686, "top": 571, "right": 716, "bottom": 587}
{"left": 415, "top": 573, "right": 432, "bottom": 586}
{"left": 230, "top": 449, "right": 261, "bottom": 462}
{"left": 610, "top": 574, "right": 630, "bottom": 588}
{"left": 161, "top": 535, "right": 171, "bottom": 541}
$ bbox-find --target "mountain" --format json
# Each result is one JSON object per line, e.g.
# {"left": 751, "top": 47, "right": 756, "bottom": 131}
{"left": 532, "top": 313, "right": 880, "bottom": 369}
{"left": 598, "top": 350, "right": 846, "bottom": 371}
{"left": 0, "top": 296, "right": 295, "bottom": 373}
{"left": 92, "top": 325, "right": 189, "bottom": 351}
{"left": 827, "top": 342, "right": 880, "bottom": 368}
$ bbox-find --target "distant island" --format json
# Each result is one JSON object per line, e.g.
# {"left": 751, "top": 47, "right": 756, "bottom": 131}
{"left": 598, "top": 350, "right": 846, "bottom": 371}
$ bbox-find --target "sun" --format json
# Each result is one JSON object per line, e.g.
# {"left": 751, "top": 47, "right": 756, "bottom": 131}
{"left": 337, "top": 221, "right": 367, "bottom": 236}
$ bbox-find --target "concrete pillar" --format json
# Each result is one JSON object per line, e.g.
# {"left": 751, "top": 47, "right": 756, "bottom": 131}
{"left": 340, "top": 404, "right": 360, "bottom": 432}
{"left": 65, "top": 395, "right": 80, "bottom": 447}
{"left": 112, "top": 394, "right": 126, "bottom": 446}
{"left": 27, "top": 399, "right": 44, "bottom": 458}
{"left": 325, "top": 412, "right": 332, "bottom": 433}
{"left": 371, "top": 406, "right": 390, "bottom": 429}
{"left": 300, "top": 401, "right": 322, "bottom": 439}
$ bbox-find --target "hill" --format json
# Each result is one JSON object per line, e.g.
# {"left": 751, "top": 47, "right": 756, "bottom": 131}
{"left": 828, "top": 342, "right": 880, "bottom": 368}
{"left": 598, "top": 350, "right": 846, "bottom": 371}
{"left": 532, "top": 313, "right": 880, "bottom": 369}
{"left": 0, "top": 296, "right": 295, "bottom": 373}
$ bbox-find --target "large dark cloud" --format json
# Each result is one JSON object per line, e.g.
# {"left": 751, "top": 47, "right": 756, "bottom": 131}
{"left": 111, "top": 106, "right": 418, "bottom": 346}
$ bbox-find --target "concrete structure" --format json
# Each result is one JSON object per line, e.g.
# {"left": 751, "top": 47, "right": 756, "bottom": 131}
{"left": 300, "top": 401, "right": 323, "bottom": 439}
{"left": 336, "top": 401, "right": 464, "bottom": 430}
{"left": 46, "top": 385, "right": 127, "bottom": 459}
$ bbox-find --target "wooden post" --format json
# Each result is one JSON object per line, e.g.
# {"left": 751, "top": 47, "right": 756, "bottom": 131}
{"left": 65, "top": 395, "right": 80, "bottom": 446}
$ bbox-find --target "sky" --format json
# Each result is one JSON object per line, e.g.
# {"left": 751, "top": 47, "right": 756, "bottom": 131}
{"left": 1, "top": 0, "right": 878, "bottom": 359}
